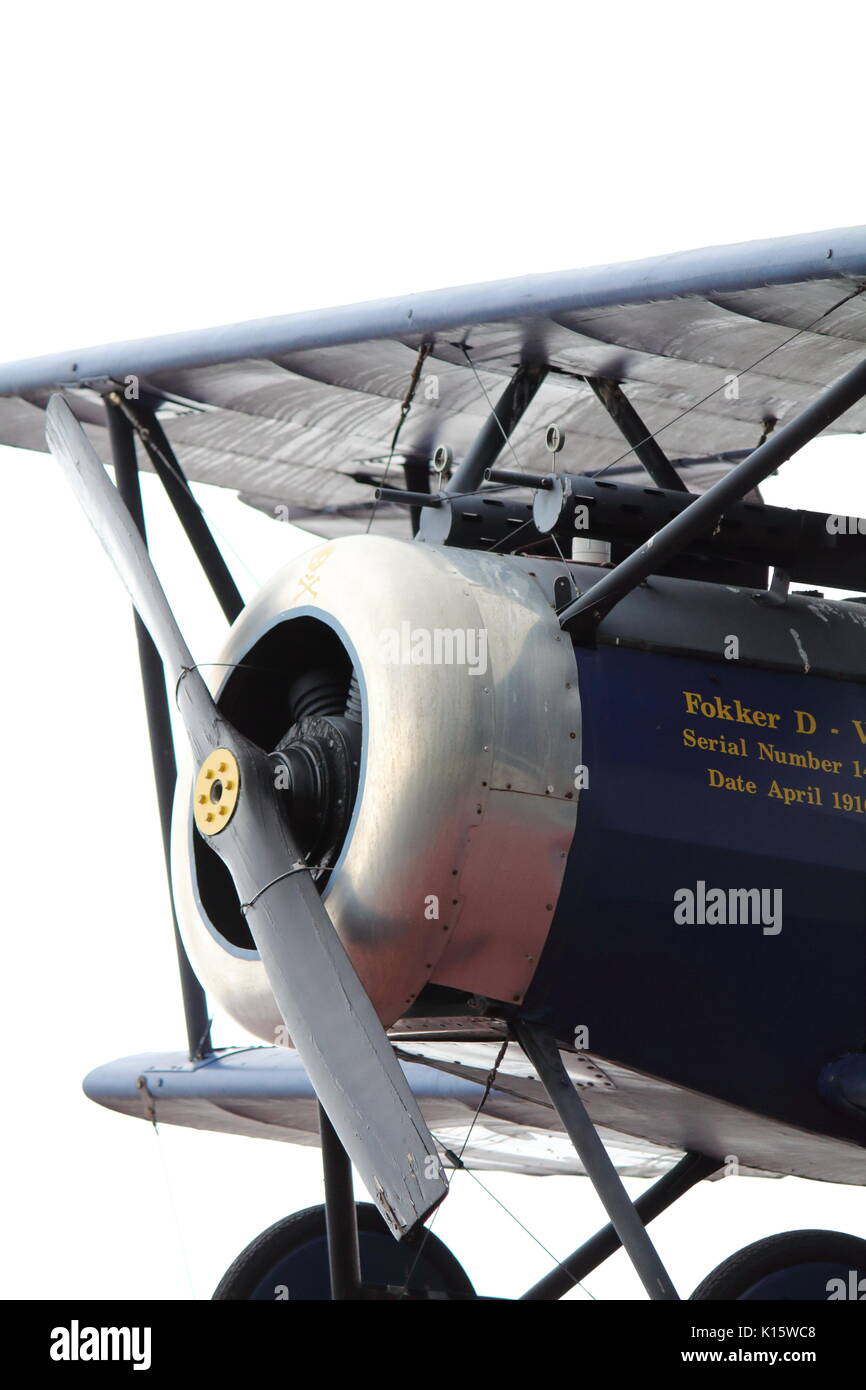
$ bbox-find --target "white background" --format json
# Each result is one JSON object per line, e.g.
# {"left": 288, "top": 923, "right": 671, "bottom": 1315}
{"left": 1, "top": 1, "right": 865, "bottom": 1300}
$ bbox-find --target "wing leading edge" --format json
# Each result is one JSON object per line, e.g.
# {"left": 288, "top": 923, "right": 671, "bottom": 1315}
{"left": 3, "top": 225, "right": 866, "bottom": 529}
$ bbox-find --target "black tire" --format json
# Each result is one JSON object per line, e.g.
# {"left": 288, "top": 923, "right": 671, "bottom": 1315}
{"left": 213, "top": 1201, "right": 476, "bottom": 1301}
{"left": 690, "top": 1229, "right": 866, "bottom": 1301}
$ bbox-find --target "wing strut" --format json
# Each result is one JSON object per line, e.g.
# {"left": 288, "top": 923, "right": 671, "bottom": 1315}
{"left": 107, "top": 392, "right": 245, "bottom": 622}
{"left": 558, "top": 353, "right": 866, "bottom": 635}
{"left": 446, "top": 362, "right": 547, "bottom": 496}
{"left": 584, "top": 376, "right": 688, "bottom": 492}
{"left": 104, "top": 399, "right": 212, "bottom": 1060}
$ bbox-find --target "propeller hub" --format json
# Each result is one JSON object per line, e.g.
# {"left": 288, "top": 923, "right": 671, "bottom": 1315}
{"left": 193, "top": 748, "right": 240, "bottom": 836}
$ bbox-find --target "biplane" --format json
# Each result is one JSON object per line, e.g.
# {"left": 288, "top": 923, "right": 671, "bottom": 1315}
{"left": 4, "top": 224, "right": 866, "bottom": 1300}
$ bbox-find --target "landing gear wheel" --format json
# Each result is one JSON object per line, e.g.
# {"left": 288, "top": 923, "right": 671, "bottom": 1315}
{"left": 690, "top": 1229, "right": 866, "bottom": 1300}
{"left": 213, "top": 1202, "right": 476, "bottom": 1300}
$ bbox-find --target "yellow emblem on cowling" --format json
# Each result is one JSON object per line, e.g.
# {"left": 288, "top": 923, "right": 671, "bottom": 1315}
{"left": 193, "top": 748, "right": 240, "bottom": 836}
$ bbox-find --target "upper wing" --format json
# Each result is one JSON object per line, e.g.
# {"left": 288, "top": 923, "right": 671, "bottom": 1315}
{"left": 2, "top": 225, "right": 866, "bottom": 530}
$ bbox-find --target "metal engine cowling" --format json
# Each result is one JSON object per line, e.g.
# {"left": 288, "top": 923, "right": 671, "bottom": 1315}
{"left": 171, "top": 534, "right": 580, "bottom": 1042}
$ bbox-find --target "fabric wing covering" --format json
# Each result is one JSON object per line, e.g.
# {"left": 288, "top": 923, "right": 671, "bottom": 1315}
{"left": 2, "top": 226, "right": 866, "bottom": 536}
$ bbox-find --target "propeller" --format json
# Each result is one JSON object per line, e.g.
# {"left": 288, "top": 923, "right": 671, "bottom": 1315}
{"left": 46, "top": 394, "right": 448, "bottom": 1238}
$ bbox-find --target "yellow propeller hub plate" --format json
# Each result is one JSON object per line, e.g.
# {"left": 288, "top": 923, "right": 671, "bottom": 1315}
{"left": 193, "top": 748, "right": 240, "bottom": 836}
